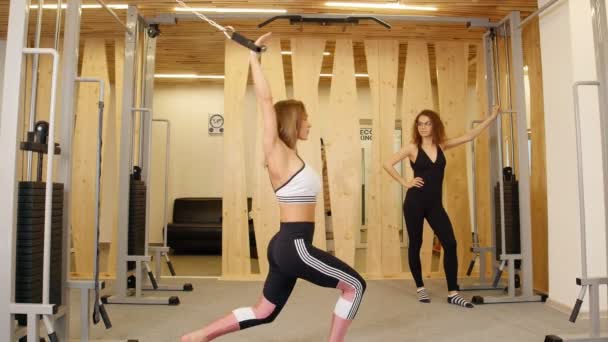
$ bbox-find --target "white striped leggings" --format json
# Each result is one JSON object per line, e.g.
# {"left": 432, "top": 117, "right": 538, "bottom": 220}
{"left": 236, "top": 222, "right": 366, "bottom": 330}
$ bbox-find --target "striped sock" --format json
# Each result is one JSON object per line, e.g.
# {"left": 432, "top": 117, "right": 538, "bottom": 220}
{"left": 447, "top": 293, "right": 474, "bottom": 308}
{"left": 416, "top": 288, "right": 431, "bottom": 303}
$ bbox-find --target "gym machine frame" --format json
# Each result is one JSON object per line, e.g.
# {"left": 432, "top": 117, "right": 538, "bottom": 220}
{"left": 460, "top": 119, "right": 502, "bottom": 291}
{"left": 103, "top": 5, "right": 184, "bottom": 306}
{"left": 0, "top": 0, "right": 136, "bottom": 340}
{"left": 471, "top": 11, "right": 544, "bottom": 305}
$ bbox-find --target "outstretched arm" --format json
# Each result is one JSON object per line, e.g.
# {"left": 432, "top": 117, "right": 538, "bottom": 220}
{"left": 249, "top": 32, "right": 279, "bottom": 157}
{"left": 443, "top": 105, "right": 500, "bottom": 150}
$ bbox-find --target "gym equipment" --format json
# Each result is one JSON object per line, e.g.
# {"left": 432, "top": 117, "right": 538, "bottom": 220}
{"left": 103, "top": 6, "right": 181, "bottom": 306}
{"left": 472, "top": 12, "right": 544, "bottom": 305}
{"left": 146, "top": 119, "right": 193, "bottom": 292}
{"left": 175, "top": 0, "right": 267, "bottom": 53}
{"left": 461, "top": 120, "right": 502, "bottom": 291}
{"left": 257, "top": 15, "right": 392, "bottom": 29}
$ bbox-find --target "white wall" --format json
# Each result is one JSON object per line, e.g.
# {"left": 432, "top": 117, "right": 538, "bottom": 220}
{"left": 148, "top": 83, "right": 374, "bottom": 243}
{"left": 539, "top": 0, "right": 608, "bottom": 311}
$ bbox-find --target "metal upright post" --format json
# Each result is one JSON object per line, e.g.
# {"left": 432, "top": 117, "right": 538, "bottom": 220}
{"left": 0, "top": 0, "right": 31, "bottom": 340}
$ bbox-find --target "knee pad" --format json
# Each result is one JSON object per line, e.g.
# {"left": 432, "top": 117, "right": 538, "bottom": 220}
{"left": 334, "top": 296, "right": 354, "bottom": 320}
{"left": 233, "top": 306, "right": 280, "bottom": 330}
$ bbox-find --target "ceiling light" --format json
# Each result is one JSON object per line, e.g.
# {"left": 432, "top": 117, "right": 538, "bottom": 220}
{"left": 174, "top": 7, "right": 287, "bottom": 13}
{"left": 281, "top": 51, "right": 332, "bottom": 56}
{"left": 320, "top": 73, "right": 369, "bottom": 78}
{"left": 30, "top": 4, "right": 128, "bottom": 9}
{"left": 325, "top": 2, "right": 438, "bottom": 11}
{"left": 155, "top": 74, "right": 225, "bottom": 79}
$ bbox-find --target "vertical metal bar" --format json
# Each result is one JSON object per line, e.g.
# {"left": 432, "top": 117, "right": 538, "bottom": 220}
{"left": 589, "top": 283, "right": 601, "bottom": 337}
{"left": 80, "top": 288, "right": 89, "bottom": 341}
{"left": 589, "top": 0, "right": 608, "bottom": 290}
{"left": 497, "top": 113, "right": 507, "bottom": 260}
{"left": 508, "top": 258, "right": 516, "bottom": 297}
{"left": 54, "top": 0, "right": 62, "bottom": 50}
{"left": 483, "top": 30, "right": 498, "bottom": 264}
{"left": 21, "top": 48, "right": 60, "bottom": 311}
{"left": 0, "top": 1, "right": 30, "bottom": 339}
{"left": 572, "top": 82, "right": 599, "bottom": 280}
{"left": 116, "top": 4, "right": 139, "bottom": 298}
{"left": 470, "top": 120, "right": 483, "bottom": 246}
{"left": 56, "top": 0, "right": 82, "bottom": 339}
{"left": 26, "top": 0, "right": 44, "bottom": 181}
{"left": 27, "top": 314, "right": 39, "bottom": 342}
{"left": 143, "top": 36, "right": 156, "bottom": 257}
{"left": 484, "top": 32, "right": 500, "bottom": 276}
{"left": 509, "top": 11, "right": 535, "bottom": 297}
{"left": 153, "top": 119, "right": 170, "bottom": 248}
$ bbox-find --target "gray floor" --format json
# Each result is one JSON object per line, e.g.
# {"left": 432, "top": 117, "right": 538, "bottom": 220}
{"left": 71, "top": 277, "right": 603, "bottom": 342}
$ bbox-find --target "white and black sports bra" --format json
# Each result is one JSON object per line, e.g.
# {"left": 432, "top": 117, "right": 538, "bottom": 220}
{"left": 274, "top": 157, "right": 321, "bottom": 204}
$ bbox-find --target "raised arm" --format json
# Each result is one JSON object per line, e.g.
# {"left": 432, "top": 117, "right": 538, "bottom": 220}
{"left": 249, "top": 33, "right": 279, "bottom": 157}
{"left": 443, "top": 105, "right": 500, "bottom": 150}
{"left": 383, "top": 143, "right": 423, "bottom": 189}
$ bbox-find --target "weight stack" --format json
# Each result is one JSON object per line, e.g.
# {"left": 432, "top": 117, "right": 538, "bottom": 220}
{"left": 494, "top": 168, "right": 521, "bottom": 268}
{"left": 15, "top": 182, "right": 64, "bottom": 326}
{"left": 128, "top": 179, "right": 146, "bottom": 271}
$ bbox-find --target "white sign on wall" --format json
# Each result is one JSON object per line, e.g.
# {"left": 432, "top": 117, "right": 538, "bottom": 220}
{"left": 208, "top": 113, "right": 224, "bottom": 135}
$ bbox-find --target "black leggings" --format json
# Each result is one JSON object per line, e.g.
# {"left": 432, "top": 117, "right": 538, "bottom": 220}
{"left": 237, "top": 222, "right": 366, "bottom": 330}
{"left": 403, "top": 198, "right": 459, "bottom": 292}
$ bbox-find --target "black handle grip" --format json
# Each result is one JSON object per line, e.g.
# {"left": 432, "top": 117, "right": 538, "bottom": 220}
{"left": 99, "top": 304, "right": 113, "bottom": 329}
{"left": 167, "top": 260, "right": 177, "bottom": 276}
{"left": 492, "top": 268, "right": 503, "bottom": 288}
{"left": 569, "top": 299, "right": 583, "bottom": 323}
{"left": 466, "top": 259, "right": 476, "bottom": 276}
{"left": 231, "top": 32, "right": 266, "bottom": 53}
{"left": 148, "top": 271, "right": 159, "bottom": 290}
{"left": 48, "top": 332, "right": 59, "bottom": 342}
{"left": 93, "top": 306, "right": 100, "bottom": 325}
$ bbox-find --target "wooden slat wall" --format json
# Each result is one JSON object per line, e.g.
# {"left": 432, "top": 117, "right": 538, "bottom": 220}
{"left": 474, "top": 44, "right": 493, "bottom": 277}
{"left": 107, "top": 38, "right": 124, "bottom": 276}
{"left": 291, "top": 37, "right": 327, "bottom": 250}
{"left": 221, "top": 39, "right": 251, "bottom": 278}
{"left": 401, "top": 41, "right": 435, "bottom": 278}
{"left": 252, "top": 38, "right": 285, "bottom": 277}
{"left": 523, "top": 19, "right": 548, "bottom": 294}
{"left": 71, "top": 38, "right": 111, "bottom": 275}
{"left": 325, "top": 39, "right": 361, "bottom": 267}
{"left": 435, "top": 41, "right": 472, "bottom": 275}
{"left": 364, "top": 40, "right": 402, "bottom": 277}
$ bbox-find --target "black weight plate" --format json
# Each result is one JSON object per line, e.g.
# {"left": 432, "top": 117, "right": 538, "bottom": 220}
{"left": 18, "top": 182, "right": 64, "bottom": 190}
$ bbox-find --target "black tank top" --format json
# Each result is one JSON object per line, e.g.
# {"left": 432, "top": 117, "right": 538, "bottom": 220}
{"left": 406, "top": 144, "right": 446, "bottom": 203}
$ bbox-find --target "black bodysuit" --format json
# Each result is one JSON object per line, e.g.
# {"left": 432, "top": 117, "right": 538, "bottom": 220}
{"left": 404, "top": 145, "right": 459, "bottom": 291}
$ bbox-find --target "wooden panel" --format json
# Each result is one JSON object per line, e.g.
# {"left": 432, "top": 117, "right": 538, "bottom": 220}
{"left": 435, "top": 41, "right": 472, "bottom": 275}
{"left": 474, "top": 43, "right": 493, "bottom": 278}
{"left": 365, "top": 40, "right": 402, "bottom": 277}
{"left": 221, "top": 39, "right": 251, "bottom": 278}
{"left": 401, "top": 40, "right": 435, "bottom": 277}
{"left": 325, "top": 39, "right": 361, "bottom": 267}
{"left": 291, "top": 37, "right": 327, "bottom": 249}
{"left": 71, "top": 39, "right": 111, "bottom": 275}
{"left": 107, "top": 38, "right": 125, "bottom": 276}
{"left": 523, "top": 19, "right": 548, "bottom": 294}
{"left": 252, "top": 38, "right": 285, "bottom": 277}
{"left": 99, "top": 42, "right": 121, "bottom": 245}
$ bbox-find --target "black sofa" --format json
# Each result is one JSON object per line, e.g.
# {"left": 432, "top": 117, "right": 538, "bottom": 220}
{"left": 167, "top": 197, "right": 257, "bottom": 258}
